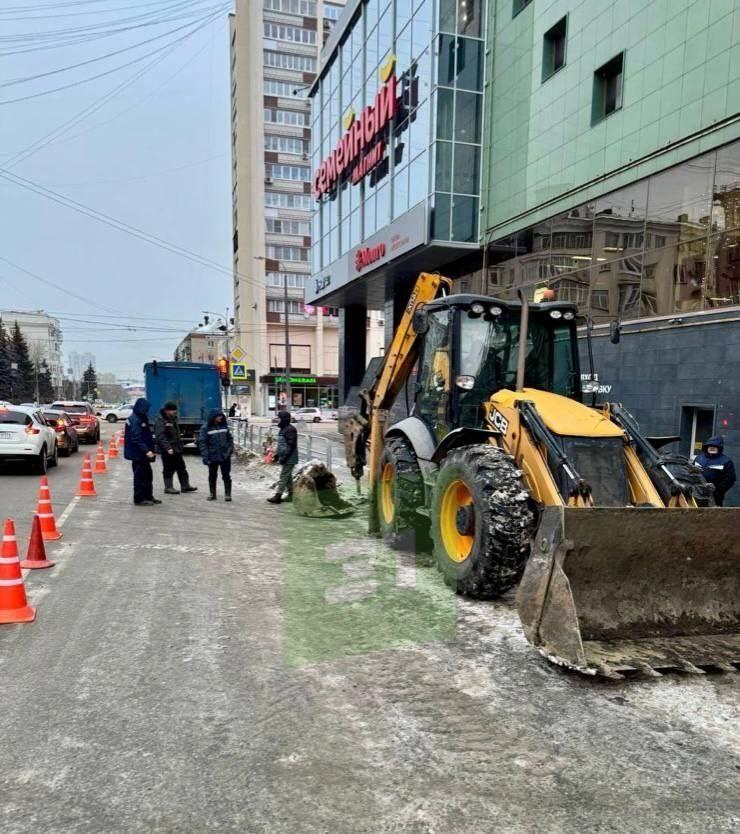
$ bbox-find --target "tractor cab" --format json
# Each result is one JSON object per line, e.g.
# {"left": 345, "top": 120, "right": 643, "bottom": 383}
{"left": 412, "top": 294, "right": 582, "bottom": 437}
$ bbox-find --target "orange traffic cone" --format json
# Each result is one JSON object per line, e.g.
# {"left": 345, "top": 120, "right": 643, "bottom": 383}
{"left": 108, "top": 436, "right": 118, "bottom": 459}
{"left": 20, "top": 515, "right": 55, "bottom": 570}
{"left": 77, "top": 454, "right": 97, "bottom": 497}
{"left": 0, "top": 519, "right": 36, "bottom": 623}
{"left": 35, "top": 475, "right": 62, "bottom": 541}
{"left": 117, "top": 430, "right": 124, "bottom": 448}
{"left": 93, "top": 443, "right": 108, "bottom": 474}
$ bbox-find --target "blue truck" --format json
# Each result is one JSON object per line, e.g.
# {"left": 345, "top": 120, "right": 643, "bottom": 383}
{"left": 144, "top": 361, "right": 222, "bottom": 447}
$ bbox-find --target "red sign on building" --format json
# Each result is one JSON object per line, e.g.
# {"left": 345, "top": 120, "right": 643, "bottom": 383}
{"left": 312, "top": 72, "right": 398, "bottom": 199}
{"left": 354, "top": 243, "right": 386, "bottom": 272}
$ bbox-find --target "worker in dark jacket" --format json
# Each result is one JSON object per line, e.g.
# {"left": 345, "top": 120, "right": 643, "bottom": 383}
{"left": 199, "top": 409, "right": 234, "bottom": 502}
{"left": 695, "top": 435, "right": 736, "bottom": 506}
{"left": 123, "top": 398, "right": 161, "bottom": 506}
{"left": 154, "top": 401, "right": 197, "bottom": 495}
{"left": 268, "top": 411, "right": 298, "bottom": 504}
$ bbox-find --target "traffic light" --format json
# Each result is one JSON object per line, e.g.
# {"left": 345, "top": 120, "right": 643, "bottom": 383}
{"left": 216, "top": 357, "right": 230, "bottom": 387}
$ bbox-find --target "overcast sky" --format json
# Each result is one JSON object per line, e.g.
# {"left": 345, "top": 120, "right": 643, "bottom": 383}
{"left": 0, "top": 0, "right": 233, "bottom": 379}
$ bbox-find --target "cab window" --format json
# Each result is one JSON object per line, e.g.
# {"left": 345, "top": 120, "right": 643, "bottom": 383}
{"left": 415, "top": 309, "right": 451, "bottom": 441}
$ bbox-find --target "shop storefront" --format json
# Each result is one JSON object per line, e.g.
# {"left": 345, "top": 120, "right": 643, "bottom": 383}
{"left": 261, "top": 373, "right": 339, "bottom": 411}
{"left": 308, "top": 0, "right": 487, "bottom": 398}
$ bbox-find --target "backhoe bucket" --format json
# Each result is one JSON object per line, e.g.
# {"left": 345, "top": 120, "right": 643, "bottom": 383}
{"left": 517, "top": 506, "right": 740, "bottom": 677}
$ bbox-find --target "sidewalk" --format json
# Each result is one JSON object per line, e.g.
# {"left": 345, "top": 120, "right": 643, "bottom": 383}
{"left": 0, "top": 453, "right": 737, "bottom": 833}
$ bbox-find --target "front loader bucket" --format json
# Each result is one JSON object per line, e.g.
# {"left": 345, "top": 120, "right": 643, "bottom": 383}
{"left": 517, "top": 506, "right": 740, "bottom": 678}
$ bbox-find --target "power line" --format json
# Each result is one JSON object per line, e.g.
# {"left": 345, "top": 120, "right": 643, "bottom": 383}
{"left": 0, "top": 6, "right": 227, "bottom": 104}
{"left": 0, "top": 168, "right": 267, "bottom": 294}
{"left": 4, "top": 22, "right": 210, "bottom": 169}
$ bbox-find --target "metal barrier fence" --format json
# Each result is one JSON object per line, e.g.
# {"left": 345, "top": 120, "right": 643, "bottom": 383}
{"left": 228, "top": 419, "right": 336, "bottom": 470}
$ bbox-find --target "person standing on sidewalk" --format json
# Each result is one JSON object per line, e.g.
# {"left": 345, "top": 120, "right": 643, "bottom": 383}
{"left": 267, "top": 411, "right": 297, "bottom": 504}
{"left": 123, "top": 398, "right": 161, "bottom": 507}
{"left": 199, "top": 409, "right": 234, "bottom": 502}
{"left": 154, "top": 401, "right": 198, "bottom": 495}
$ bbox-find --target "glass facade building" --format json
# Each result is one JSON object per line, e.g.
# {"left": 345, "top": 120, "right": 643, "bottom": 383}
{"left": 488, "top": 141, "right": 740, "bottom": 324}
{"left": 309, "top": 0, "right": 486, "bottom": 302}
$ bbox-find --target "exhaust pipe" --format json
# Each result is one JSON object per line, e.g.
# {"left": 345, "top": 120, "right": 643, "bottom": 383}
{"left": 516, "top": 289, "right": 529, "bottom": 392}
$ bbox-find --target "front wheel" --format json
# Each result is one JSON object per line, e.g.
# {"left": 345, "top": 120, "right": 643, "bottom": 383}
{"left": 313, "top": 417, "right": 321, "bottom": 423}
{"left": 48, "top": 443, "right": 58, "bottom": 468}
{"left": 106, "top": 414, "right": 118, "bottom": 423}
{"left": 376, "top": 434, "right": 427, "bottom": 550}
{"left": 431, "top": 445, "right": 536, "bottom": 599}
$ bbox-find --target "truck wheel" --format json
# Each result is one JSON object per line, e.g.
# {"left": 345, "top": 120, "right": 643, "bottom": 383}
{"left": 431, "top": 445, "right": 536, "bottom": 599}
{"left": 377, "top": 434, "right": 428, "bottom": 550}
{"left": 645, "top": 453, "right": 715, "bottom": 507}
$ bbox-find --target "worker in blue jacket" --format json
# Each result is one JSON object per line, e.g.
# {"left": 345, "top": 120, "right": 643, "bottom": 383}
{"left": 123, "top": 398, "right": 161, "bottom": 506}
{"left": 695, "top": 435, "right": 736, "bottom": 506}
{"left": 199, "top": 409, "right": 234, "bottom": 502}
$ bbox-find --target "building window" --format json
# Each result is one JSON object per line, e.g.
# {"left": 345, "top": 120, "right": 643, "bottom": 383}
{"left": 592, "top": 52, "right": 624, "bottom": 124}
{"left": 542, "top": 16, "right": 567, "bottom": 81}
{"left": 264, "top": 79, "right": 308, "bottom": 98}
{"left": 264, "top": 135, "right": 309, "bottom": 155}
{"left": 265, "top": 191, "right": 312, "bottom": 209}
{"left": 263, "top": 23, "right": 316, "bottom": 44}
{"left": 323, "top": 3, "right": 342, "bottom": 20}
{"left": 265, "top": 163, "right": 311, "bottom": 182}
{"left": 266, "top": 245, "right": 310, "bottom": 261}
{"left": 263, "top": 51, "right": 316, "bottom": 72}
{"left": 266, "top": 219, "right": 311, "bottom": 235}
{"left": 513, "top": 0, "right": 533, "bottom": 17}
{"left": 267, "top": 299, "right": 306, "bottom": 314}
{"left": 267, "top": 272, "right": 308, "bottom": 288}
{"left": 263, "top": 108, "right": 309, "bottom": 126}
{"left": 264, "top": 0, "right": 316, "bottom": 18}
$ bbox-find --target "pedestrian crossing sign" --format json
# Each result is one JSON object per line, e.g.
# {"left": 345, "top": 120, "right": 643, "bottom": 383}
{"left": 230, "top": 362, "right": 247, "bottom": 381}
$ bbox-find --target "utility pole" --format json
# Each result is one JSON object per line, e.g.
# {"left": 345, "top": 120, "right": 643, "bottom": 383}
{"left": 283, "top": 273, "right": 292, "bottom": 411}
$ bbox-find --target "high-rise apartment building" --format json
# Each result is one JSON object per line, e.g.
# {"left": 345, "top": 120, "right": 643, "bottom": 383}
{"left": 229, "top": 0, "right": 381, "bottom": 414}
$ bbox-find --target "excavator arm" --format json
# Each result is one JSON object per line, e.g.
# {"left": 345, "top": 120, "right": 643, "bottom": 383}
{"left": 343, "top": 272, "right": 452, "bottom": 491}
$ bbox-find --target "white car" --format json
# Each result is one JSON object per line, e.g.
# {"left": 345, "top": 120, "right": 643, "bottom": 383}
{"left": 292, "top": 407, "right": 325, "bottom": 423}
{"left": 102, "top": 404, "right": 133, "bottom": 423}
{"left": 0, "top": 403, "right": 58, "bottom": 473}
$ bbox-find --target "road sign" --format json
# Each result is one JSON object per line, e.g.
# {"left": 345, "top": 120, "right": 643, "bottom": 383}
{"left": 230, "top": 362, "right": 247, "bottom": 381}
{"left": 230, "top": 346, "right": 245, "bottom": 362}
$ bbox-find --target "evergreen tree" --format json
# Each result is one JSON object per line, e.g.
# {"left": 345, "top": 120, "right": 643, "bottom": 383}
{"left": 0, "top": 321, "right": 10, "bottom": 401}
{"left": 9, "top": 322, "right": 35, "bottom": 403}
{"left": 37, "top": 360, "right": 55, "bottom": 403}
{"left": 81, "top": 362, "right": 98, "bottom": 401}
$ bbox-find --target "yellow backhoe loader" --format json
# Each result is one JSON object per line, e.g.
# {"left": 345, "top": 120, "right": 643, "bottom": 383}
{"left": 344, "top": 272, "right": 739, "bottom": 678}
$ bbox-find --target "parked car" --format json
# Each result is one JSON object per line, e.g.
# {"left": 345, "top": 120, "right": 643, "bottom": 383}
{"left": 49, "top": 401, "right": 100, "bottom": 444}
{"left": 42, "top": 409, "right": 80, "bottom": 457}
{"left": 0, "top": 403, "right": 58, "bottom": 473}
{"left": 101, "top": 403, "right": 133, "bottom": 423}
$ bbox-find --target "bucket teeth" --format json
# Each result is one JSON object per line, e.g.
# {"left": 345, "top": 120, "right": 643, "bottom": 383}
{"left": 712, "top": 662, "right": 737, "bottom": 673}
{"left": 631, "top": 662, "right": 662, "bottom": 678}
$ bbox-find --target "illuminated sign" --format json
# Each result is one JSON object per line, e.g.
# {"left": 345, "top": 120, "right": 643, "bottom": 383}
{"left": 313, "top": 56, "right": 398, "bottom": 200}
{"left": 274, "top": 375, "right": 317, "bottom": 385}
{"left": 354, "top": 242, "right": 386, "bottom": 272}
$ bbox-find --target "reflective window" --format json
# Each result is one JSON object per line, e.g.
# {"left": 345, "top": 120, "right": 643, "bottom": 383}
{"left": 453, "top": 144, "right": 479, "bottom": 194}
{"left": 432, "top": 192, "right": 451, "bottom": 239}
{"left": 451, "top": 195, "right": 478, "bottom": 242}
{"left": 435, "top": 141, "right": 452, "bottom": 192}
{"left": 454, "top": 91, "right": 481, "bottom": 142}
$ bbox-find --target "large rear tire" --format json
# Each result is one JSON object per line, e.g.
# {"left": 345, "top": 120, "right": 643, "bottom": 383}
{"left": 431, "top": 445, "right": 536, "bottom": 599}
{"left": 376, "top": 434, "right": 428, "bottom": 550}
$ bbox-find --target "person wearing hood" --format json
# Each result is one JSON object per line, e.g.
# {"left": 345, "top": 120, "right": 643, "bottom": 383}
{"left": 154, "top": 401, "right": 197, "bottom": 495}
{"left": 267, "top": 410, "right": 298, "bottom": 504}
{"left": 124, "top": 398, "right": 161, "bottom": 506}
{"left": 199, "top": 409, "right": 234, "bottom": 501}
{"left": 694, "top": 435, "right": 736, "bottom": 506}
